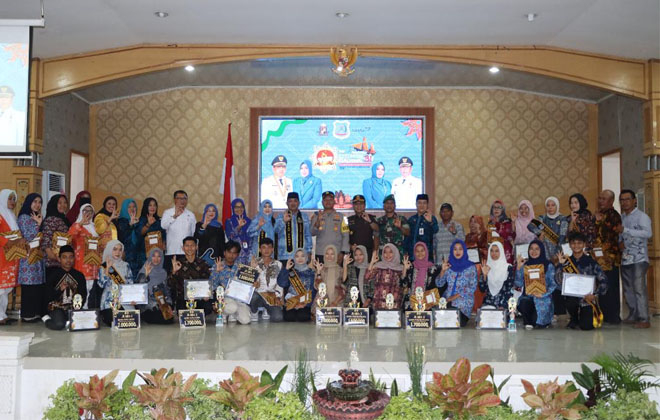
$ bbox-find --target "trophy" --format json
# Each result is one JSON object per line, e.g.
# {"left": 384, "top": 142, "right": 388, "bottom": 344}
{"left": 507, "top": 297, "right": 517, "bottom": 332}
{"left": 413, "top": 287, "right": 425, "bottom": 311}
{"left": 72, "top": 294, "right": 83, "bottom": 310}
{"left": 110, "top": 283, "right": 121, "bottom": 315}
{"left": 316, "top": 282, "right": 328, "bottom": 309}
{"left": 186, "top": 283, "right": 197, "bottom": 310}
{"left": 214, "top": 286, "right": 225, "bottom": 326}
{"left": 385, "top": 293, "right": 395, "bottom": 310}
{"left": 438, "top": 297, "right": 447, "bottom": 310}
{"left": 348, "top": 286, "right": 360, "bottom": 308}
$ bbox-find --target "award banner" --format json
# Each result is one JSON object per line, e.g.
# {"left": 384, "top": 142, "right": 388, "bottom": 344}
{"left": 375, "top": 310, "right": 402, "bottom": 329}
{"left": 405, "top": 311, "right": 432, "bottom": 330}
{"left": 316, "top": 307, "right": 342, "bottom": 326}
{"left": 113, "top": 310, "right": 140, "bottom": 330}
{"left": 433, "top": 308, "right": 461, "bottom": 329}
{"left": 179, "top": 309, "right": 206, "bottom": 329}
{"left": 476, "top": 308, "right": 507, "bottom": 329}
{"left": 68, "top": 310, "right": 100, "bottom": 331}
{"left": 343, "top": 308, "right": 369, "bottom": 327}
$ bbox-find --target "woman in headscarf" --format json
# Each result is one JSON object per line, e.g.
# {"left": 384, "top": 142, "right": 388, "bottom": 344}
{"left": 488, "top": 200, "right": 515, "bottom": 264}
{"left": 478, "top": 241, "right": 515, "bottom": 309}
{"left": 293, "top": 159, "right": 322, "bottom": 209}
{"left": 436, "top": 239, "right": 478, "bottom": 327}
{"left": 513, "top": 199, "right": 536, "bottom": 245}
{"left": 247, "top": 199, "right": 277, "bottom": 258}
{"left": 313, "top": 245, "right": 347, "bottom": 307}
{"left": 41, "top": 194, "right": 69, "bottom": 271}
{"left": 277, "top": 248, "right": 316, "bottom": 322}
{"left": 97, "top": 239, "right": 134, "bottom": 326}
{"left": 0, "top": 189, "right": 20, "bottom": 325}
{"left": 402, "top": 242, "right": 439, "bottom": 309}
{"left": 528, "top": 196, "right": 568, "bottom": 262}
{"left": 17, "top": 193, "right": 45, "bottom": 321}
{"left": 65, "top": 190, "right": 91, "bottom": 225}
{"left": 343, "top": 245, "right": 372, "bottom": 307}
{"left": 567, "top": 193, "right": 596, "bottom": 248}
{"left": 465, "top": 215, "right": 488, "bottom": 262}
{"left": 362, "top": 162, "right": 392, "bottom": 209}
{"left": 68, "top": 203, "right": 99, "bottom": 305}
{"left": 116, "top": 198, "right": 141, "bottom": 277}
{"left": 194, "top": 203, "right": 225, "bottom": 267}
{"left": 94, "top": 196, "right": 119, "bottom": 254}
{"left": 365, "top": 243, "right": 409, "bottom": 310}
{"left": 224, "top": 198, "right": 252, "bottom": 265}
{"left": 136, "top": 197, "right": 165, "bottom": 271}
{"left": 514, "top": 239, "right": 557, "bottom": 329}
{"left": 135, "top": 247, "right": 173, "bottom": 324}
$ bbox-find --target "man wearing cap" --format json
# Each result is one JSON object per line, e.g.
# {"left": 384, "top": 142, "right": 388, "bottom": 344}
{"left": 406, "top": 194, "right": 439, "bottom": 261}
{"left": 311, "top": 191, "right": 350, "bottom": 263}
{"left": 0, "top": 86, "right": 26, "bottom": 148}
{"left": 434, "top": 203, "right": 465, "bottom": 261}
{"left": 274, "top": 192, "right": 312, "bottom": 262}
{"left": 261, "top": 155, "right": 293, "bottom": 209}
{"left": 348, "top": 195, "right": 378, "bottom": 260}
{"left": 391, "top": 157, "right": 422, "bottom": 209}
{"left": 373, "top": 195, "right": 410, "bottom": 257}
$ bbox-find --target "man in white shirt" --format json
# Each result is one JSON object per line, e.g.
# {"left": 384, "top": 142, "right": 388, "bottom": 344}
{"left": 160, "top": 190, "right": 197, "bottom": 272}
{"left": 261, "top": 155, "right": 293, "bottom": 209}
{"left": 391, "top": 156, "right": 422, "bottom": 209}
{"left": 0, "top": 86, "right": 26, "bottom": 149}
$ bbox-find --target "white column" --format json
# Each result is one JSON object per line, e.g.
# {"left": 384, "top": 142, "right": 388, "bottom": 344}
{"left": 0, "top": 332, "right": 34, "bottom": 420}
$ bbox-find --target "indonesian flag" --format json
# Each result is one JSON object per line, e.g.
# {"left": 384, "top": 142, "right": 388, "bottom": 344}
{"left": 220, "top": 123, "right": 235, "bottom": 224}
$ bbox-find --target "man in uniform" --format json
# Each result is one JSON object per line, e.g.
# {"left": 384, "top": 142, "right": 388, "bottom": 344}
{"left": 261, "top": 155, "right": 293, "bottom": 209}
{"left": 390, "top": 156, "right": 422, "bottom": 209}
{"left": 347, "top": 195, "right": 378, "bottom": 261}
{"left": 0, "top": 86, "right": 26, "bottom": 148}
{"left": 311, "top": 191, "right": 350, "bottom": 263}
{"left": 373, "top": 194, "right": 410, "bottom": 257}
{"left": 274, "top": 192, "right": 313, "bottom": 264}
{"left": 406, "top": 194, "right": 439, "bottom": 261}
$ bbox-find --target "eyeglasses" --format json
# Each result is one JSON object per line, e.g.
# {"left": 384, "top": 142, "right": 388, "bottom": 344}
{"left": 492, "top": 206, "right": 503, "bottom": 210}
{"left": 174, "top": 196, "right": 188, "bottom": 201}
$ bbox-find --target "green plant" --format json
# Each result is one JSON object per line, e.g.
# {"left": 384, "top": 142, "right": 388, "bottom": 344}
{"left": 245, "top": 392, "right": 322, "bottom": 420}
{"left": 425, "top": 358, "right": 500, "bottom": 418}
{"left": 590, "top": 352, "right": 660, "bottom": 400}
{"left": 105, "top": 370, "right": 150, "bottom": 420}
{"left": 406, "top": 343, "right": 426, "bottom": 397}
{"left": 183, "top": 378, "right": 233, "bottom": 420}
{"left": 490, "top": 367, "right": 512, "bottom": 406}
{"left": 581, "top": 390, "right": 660, "bottom": 420}
{"left": 74, "top": 369, "right": 120, "bottom": 419}
{"left": 521, "top": 378, "right": 587, "bottom": 420}
{"left": 368, "top": 368, "right": 388, "bottom": 393}
{"left": 380, "top": 392, "right": 443, "bottom": 420}
{"left": 571, "top": 364, "right": 600, "bottom": 407}
{"left": 477, "top": 405, "right": 537, "bottom": 420}
{"left": 390, "top": 379, "right": 399, "bottom": 397}
{"left": 43, "top": 379, "right": 80, "bottom": 420}
{"left": 292, "top": 348, "right": 315, "bottom": 406}
{"left": 130, "top": 368, "right": 197, "bottom": 420}
{"left": 204, "top": 366, "right": 271, "bottom": 416}
{"left": 260, "top": 365, "right": 288, "bottom": 398}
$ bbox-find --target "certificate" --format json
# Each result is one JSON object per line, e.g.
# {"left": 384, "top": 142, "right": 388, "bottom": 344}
{"left": 69, "top": 310, "right": 100, "bottom": 331}
{"left": 119, "top": 284, "right": 149, "bottom": 305}
{"left": 562, "top": 273, "right": 595, "bottom": 298}
{"left": 476, "top": 309, "right": 507, "bottom": 329}
{"left": 515, "top": 244, "right": 529, "bottom": 260}
{"left": 374, "top": 310, "right": 402, "bottom": 329}
{"left": 184, "top": 280, "right": 212, "bottom": 300}
{"left": 467, "top": 248, "right": 480, "bottom": 263}
{"left": 433, "top": 309, "right": 460, "bottom": 329}
{"left": 561, "top": 243, "right": 572, "bottom": 257}
{"left": 225, "top": 278, "right": 255, "bottom": 304}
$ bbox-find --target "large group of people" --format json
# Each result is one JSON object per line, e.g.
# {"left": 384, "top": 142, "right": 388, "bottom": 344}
{"left": 0, "top": 186, "right": 652, "bottom": 331}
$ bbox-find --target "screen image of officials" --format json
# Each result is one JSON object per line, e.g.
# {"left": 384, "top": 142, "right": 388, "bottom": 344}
{"left": 0, "top": 85, "right": 26, "bottom": 150}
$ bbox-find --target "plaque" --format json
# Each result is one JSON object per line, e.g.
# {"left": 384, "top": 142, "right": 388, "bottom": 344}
{"left": 374, "top": 309, "right": 402, "bottom": 329}
{"left": 53, "top": 231, "right": 72, "bottom": 253}
{"left": 316, "top": 307, "right": 342, "bottom": 326}
{"left": 27, "top": 233, "right": 44, "bottom": 264}
{"left": 184, "top": 280, "right": 213, "bottom": 300}
{"left": 405, "top": 311, "right": 432, "bottom": 330}
{"left": 467, "top": 248, "right": 480, "bottom": 263}
{"left": 113, "top": 310, "right": 141, "bottom": 330}
{"left": 68, "top": 309, "right": 100, "bottom": 331}
{"left": 561, "top": 273, "right": 595, "bottom": 298}
{"left": 179, "top": 309, "right": 206, "bottom": 329}
{"left": 119, "top": 283, "right": 149, "bottom": 305}
{"left": 343, "top": 308, "right": 369, "bottom": 327}
{"left": 476, "top": 308, "right": 507, "bottom": 329}
{"left": 524, "top": 265, "right": 547, "bottom": 298}
{"left": 144, "top": 231, "right": 163, "bottom": 254}
{"left": 433, "top": 308, "right": 461, "bottom": 329}
{"left": 285, "top": 291, "right": 312, "bottom": 310}
{"left": 1, "top": 230, "right": 27, "bottom": 261}
{"left": 83, "top": 237, "right": 101, "bottom": 265}
{"left": 236, "top": 264, "right": 260, "bottom": 284}
{"left": 225, "top": 278, "right": 255, "bottom": 304}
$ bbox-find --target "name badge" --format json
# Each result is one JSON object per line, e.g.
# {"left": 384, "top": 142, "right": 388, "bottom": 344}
{"left": 593, "top": 248, "right": 604, "bottom": 258}
{"left": 418, "top": 227, "right": 424, "bottom": 236}
{"left": 242, "top": 241, "right": 249, "bottom": 249}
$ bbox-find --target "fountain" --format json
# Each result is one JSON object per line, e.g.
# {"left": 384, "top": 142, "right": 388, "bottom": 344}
{"left": 312, "top": 369, "right": 390, "bottom": 420}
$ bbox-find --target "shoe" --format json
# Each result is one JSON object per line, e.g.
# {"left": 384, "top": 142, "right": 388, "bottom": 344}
{"left": 534, "top": 324, "right": 550, "bottom": 329}
{"left": 633, "top": 321, "right": 651, "bottom": 329}
{"left": 552, "top": 315, "right": 558, "bottom": 325}
{"left": 21, "top": 316, "right": 41, "bottom": 323}
{"left": 228, "top": 314, "right": 237, "bottom": 323}
{"left": 566, "top": 322, "right": 579, "bottom": 330}
{"left": 250, "top": 312, "right": 259, "bottom": 322}
{"left": 525, "top": 324, "right": 533, "bottom": 330}
{"left": 623, "top": 318, "right": 636, "bottom": 325}
{"left": 262, "top": 311, "right": 271, "bottom": 321}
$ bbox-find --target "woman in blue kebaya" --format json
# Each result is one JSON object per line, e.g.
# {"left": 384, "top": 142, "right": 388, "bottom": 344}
{"left": 293, "top": 160, "right": 322, "bottom": 209}
{"left": 362, "top": 162, "right": 391, "bottom": 209}
{"left": 247, "top": 199, "right": 277, "bottom": 258}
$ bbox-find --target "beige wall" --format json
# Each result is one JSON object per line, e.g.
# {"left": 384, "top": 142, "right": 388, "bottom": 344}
{"left": 91, "top": 87, "right": 594, "bottom": 220}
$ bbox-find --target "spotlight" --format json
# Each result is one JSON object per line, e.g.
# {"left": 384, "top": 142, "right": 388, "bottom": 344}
{"left": 154, "top": 11, "right": 169, "bottom": 18}
{"left": 489, "top": 66, "right": 500, "bottom": 74}
{"left": 335, "top": 12, "right": 349, "bottom": 18}
{"left": 527, "top": 13, "right": 538, "bottom": 22}
{"left": 185, "top": 65, "right": 195, "bottom": 72}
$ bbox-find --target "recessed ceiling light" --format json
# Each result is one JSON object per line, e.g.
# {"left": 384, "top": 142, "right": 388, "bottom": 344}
{"left": 526, "top": 13, "right": 538, "bottom": 22}
{"left": 185, "top": 65, "right": 195, "bottom": 72}
{"left": 154, "top": 11, "right": 169, "bottom": 18}
{"left": 489, "top": 66, "right": 500, "bottom": 74}
{"left": 335, "top": 12, "right": 349, "bottom": 18}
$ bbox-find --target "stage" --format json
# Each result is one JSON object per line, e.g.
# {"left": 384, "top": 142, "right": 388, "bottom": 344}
{"left": 3, "top": 317, "right": 660, "bottom": 419}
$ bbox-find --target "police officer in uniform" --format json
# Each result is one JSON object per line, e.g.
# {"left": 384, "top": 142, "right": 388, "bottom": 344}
{"left": 347, "top": 195, "right": 378, "bottom": 261}
{"left": 391, "top": 156, "right": 422, "bottom": 209}
{"left": 260, "top": 155, "right": 293, "bottom": 209}
{"left": 311, "top": 191, "right": 350, "bottom": 264}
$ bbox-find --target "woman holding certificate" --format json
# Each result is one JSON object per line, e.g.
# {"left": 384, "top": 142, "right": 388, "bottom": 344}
{"left": 487, "top": 201, "right": 515, "bottom": 264}
{"left": 402, "top": 242, "right": 439, "bottom": 309}
{"left": 136, "top": 247, "right": 174, "bottom": 324}
{"left": 98, "top": 239, "right": 135, "bottom": 326}
{"left": 314, "top": 245, "right": 347, "bottom": 307}
{"left": 0, "top": 189, "right": 20, "bottom": 325}
{"left": 277, "top": 248, "right": 316, "bottom": 322}
{"left": 436, "top": 239, "right": 478, "bottom": 327}
{"left": 343, "top": 245, "right": 372, "bottom": 307}
{"left": 17, "top": 193, "right": 46, "bottom": 322}
{"left": 69, "top": 204, "right": 100, "bottom": 307}
{"left": 514, "top": 239, "right": 557, "bottom": 329}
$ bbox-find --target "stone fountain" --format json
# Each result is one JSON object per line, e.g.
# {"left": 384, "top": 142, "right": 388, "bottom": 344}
{"left": 312, "top": 369, "right": 390, "bottom": 420}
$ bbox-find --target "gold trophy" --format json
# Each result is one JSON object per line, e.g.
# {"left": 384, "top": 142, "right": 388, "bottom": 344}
{"left": 110, "top": 283, "right": 121, "bottom": 315}
{"left": 348, "top": 286, "right": 360, "bottom": 308}
{"left": 316, "top": 282, "right": 328, "bottom": 308}
{"left": 413, "top": 287, "right": 425, "bottom": 311}
{"left": 186, "top": 283, "right": 197, "bottom": 311}
{"left": 214, "top": 285, "right": 225, "bottom": 326}
{"left": 72, "top": 294, "right": 83, "bottom": 311}
{"left": 507, "top": 297, "right": 517, "bottom": 332}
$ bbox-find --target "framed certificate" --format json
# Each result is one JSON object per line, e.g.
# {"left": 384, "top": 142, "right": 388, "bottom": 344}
{"left": 119, "top": 284, "right": 149, "bottom": 305}
{"left": 184, "top": 280, "right": 212, "bottom": 300}
{"left": 433, "top": 309, "right": 460, "bottom": 329}
{"left": 374, "top": 310, "right": 402, "bottom": 329}
{"left": 515, "top": 244, "right": 529, "bottom": 260}
{"left": 561, "top": 273, "right": 595, "bottom": 298}
{"left": 476, "top": 309, "right": 507, "bottom": 329}
{"left": 225, "top": 279, "right": 255, "bottom": 304}
{"left": 467, "top": 248, "right": 480, "bottom": 263}
{"left": 68, "top": 310, "right": 100, "bottom": 331}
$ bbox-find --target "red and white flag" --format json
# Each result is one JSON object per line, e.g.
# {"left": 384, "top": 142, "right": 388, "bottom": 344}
{"left": 220, "top": 123, "right": 235, "bottom": 224}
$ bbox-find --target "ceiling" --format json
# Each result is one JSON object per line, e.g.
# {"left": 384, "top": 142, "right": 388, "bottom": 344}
{"left": 4, "top": 0, "right": 659, "bottom": 60}
{"left": 72, "top": 57, "right": 612, "bottom": 104}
